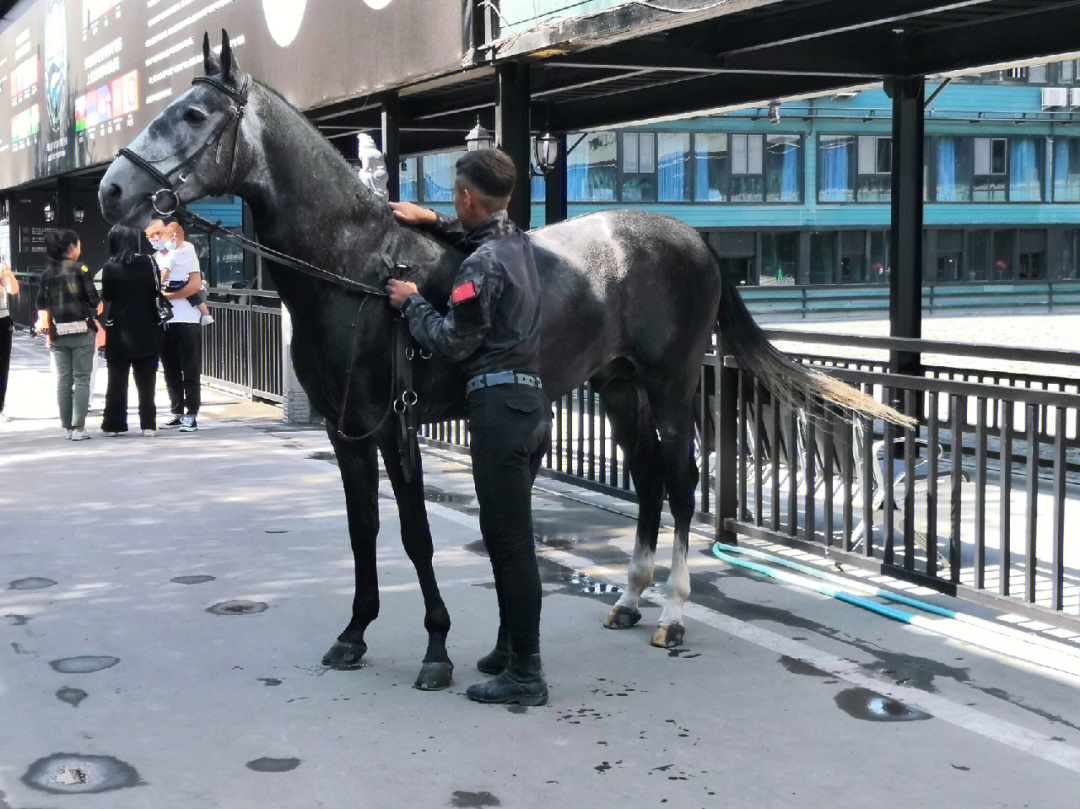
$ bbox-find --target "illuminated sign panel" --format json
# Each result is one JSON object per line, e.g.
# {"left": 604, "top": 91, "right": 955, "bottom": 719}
{"left": 0, "top": 0, "right": 466, "bottom": 188}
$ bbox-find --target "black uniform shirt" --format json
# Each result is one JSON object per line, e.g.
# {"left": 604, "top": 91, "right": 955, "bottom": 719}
{"left": 402, "top": 210, "right": 541, "bottom": 380}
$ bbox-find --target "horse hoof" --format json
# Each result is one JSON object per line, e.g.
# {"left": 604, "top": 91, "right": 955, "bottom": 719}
{"left": 603, "top": 605, "right": 642, "bottom": 630}
{"left": 414, "top": 660, "right": 454, "bottom": 691}
{"left": 322, "top": 640, "right": 367, "bottom": 670}
{"left": 651, "top": 623, "right": 685, "bottom": 649}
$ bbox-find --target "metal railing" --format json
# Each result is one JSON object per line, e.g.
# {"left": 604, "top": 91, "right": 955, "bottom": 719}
{"left": 201, "top": 288, "right": 283, "bottom": 403}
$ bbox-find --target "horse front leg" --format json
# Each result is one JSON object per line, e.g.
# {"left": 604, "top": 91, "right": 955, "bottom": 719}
{"left": 321, "top": 428, "right": 381, "bottom": 670}
{"left": 379, "top": 437, "right": 454, "bottom": 691}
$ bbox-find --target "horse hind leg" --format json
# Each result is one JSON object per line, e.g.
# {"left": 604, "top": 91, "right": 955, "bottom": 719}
{"left": 597, "top": 379, "right": 664, "bottom": 631}
{"left": 649, "top": 403, "right": 699, "bottom": 649}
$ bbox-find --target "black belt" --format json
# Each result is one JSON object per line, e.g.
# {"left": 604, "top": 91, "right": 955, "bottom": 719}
{"left": 465, "top": 371, "right": 542, "bottom": 395}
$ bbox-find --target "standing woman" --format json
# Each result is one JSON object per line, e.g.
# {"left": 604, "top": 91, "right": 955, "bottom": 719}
{"left": 0, "top": 260, "right": 19, "bottom": 421}
{"left": 34, "top": 229, "right": 99, "bottom": 440}
{"left": 100, "top": 225, "right": 164, "bottom": 436}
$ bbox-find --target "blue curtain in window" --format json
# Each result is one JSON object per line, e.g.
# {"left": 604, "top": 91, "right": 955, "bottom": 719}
{"left": 936, "top": 138, "right": 958, "bottom": 201}
{"left": 1055, "top": 139, "right": 1069, "bottom": 202}
{"left": 657, "top": 138, "right": 688, "bottom": 202}
{"left": 819, "top": 138, "right": 850, "bottom": 202}
{"left": 531, "top": 174, "right": 545, "bottom": 203}
{"left": 1009, "top": 138, "right": 1040, "bottom": 201}
{"left": 779, "top": 143, "right": 799, "bottom": 202}
{"left": 567, "top": 162, "right": 588, "bottom": 201}
{"left": 423, "top": 152, "right": 461, "bottom": 202}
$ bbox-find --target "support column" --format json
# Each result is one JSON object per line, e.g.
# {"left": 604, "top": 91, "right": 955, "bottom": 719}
{"left": 496, "top": 63, "right": 531, "bottom": 229}
{"left": 380, "top": 92, "right": 401, "bottom": 202}
{"left": 544, "top": 135, "right": 568, "bottom": 226}
{"left": 886, "top": 76, "right": 925, "bottom": 380}
{"left": 281, "top": 305, "right": 313, "bottom": 424}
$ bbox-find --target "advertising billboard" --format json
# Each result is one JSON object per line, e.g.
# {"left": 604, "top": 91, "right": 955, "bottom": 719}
{"left": 0, "top": 0, "right": 467, "bottom": 188}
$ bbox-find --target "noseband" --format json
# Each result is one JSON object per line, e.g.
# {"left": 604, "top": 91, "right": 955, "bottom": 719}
{"left": 117, "top": 74, "right": 250, "bottom": 217}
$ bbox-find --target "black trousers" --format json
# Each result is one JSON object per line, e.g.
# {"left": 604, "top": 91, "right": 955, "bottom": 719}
{"left": 0, "top": 316, "right": 11, "bottom": 414}
{"left": 161, "top": 323, "right": 201, "bottom": 416}
{"left": 468, "top": 383, "right": 552, "bottom": 658}
{"left": 103, "top": 353, "right": 159, "bottom": 432}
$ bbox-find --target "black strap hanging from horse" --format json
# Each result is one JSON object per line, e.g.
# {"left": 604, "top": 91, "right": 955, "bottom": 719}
{"left": 392, "top": 318, "right": 421, "bottom": 483}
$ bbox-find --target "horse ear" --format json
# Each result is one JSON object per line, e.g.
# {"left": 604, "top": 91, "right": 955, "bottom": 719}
{"left": 202, "top": 32, "right": 220, "bottom": 75}
{"left": 220, "top": 29, "right": 238, "bottom": 82}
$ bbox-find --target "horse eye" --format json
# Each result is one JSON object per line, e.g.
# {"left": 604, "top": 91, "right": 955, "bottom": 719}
{"left": 183, "top": 108, "right": 208, "bottom": 125}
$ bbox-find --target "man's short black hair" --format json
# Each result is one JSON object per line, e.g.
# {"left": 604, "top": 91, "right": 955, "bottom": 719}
{"left": 455, "top": 149, "right": 517, "bottom": 200}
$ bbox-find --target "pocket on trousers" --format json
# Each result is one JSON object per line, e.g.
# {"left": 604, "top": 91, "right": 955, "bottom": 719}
{"left": 505, "top": 393, "right": 539, "bottom": 414}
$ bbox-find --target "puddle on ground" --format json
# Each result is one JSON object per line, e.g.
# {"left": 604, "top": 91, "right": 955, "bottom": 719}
{"left": 779, "top": 655, "right": 828, "bottom": 677}
{"left": 49, "top": 656, "right": 119, "bottom": 674}
{"left": 171, "top": 575, "right": 215, "bottom": 585}
{"left": 56, "top": 688, "right": 88, "bottom": 707}
{"left": 257, "top": 678, "right": 283, "bottom": 686}
{"left": 424, "top": 486, "right": 475, "bottom": 505}
{"left": 207, "top": 600, "right": 268, "bottom": 616}
{"left": 451, "top": 791, "right": 501, "bottom": 807}
{"left": 9, "top": 577, "right": 57, "bottom": 590}
{"left": 667, "top": 648, "right": 701, "bottom": 659}
{"left": 265, "top": 529, "right": 289, "bottom": 534}
{"left": 246, "top": 757, "right": 300, "bottom": 772}
{"left": 835, "top": 688, "right": 931, "bottom": 722}
{"left": 307, "top": 451, "right": 338, "bottom": 465}
{"left": 22, "top": 754, "right": 140, "bottom": 794}
{"left": 6, "top": 614, "right": 29, "bottom": 626}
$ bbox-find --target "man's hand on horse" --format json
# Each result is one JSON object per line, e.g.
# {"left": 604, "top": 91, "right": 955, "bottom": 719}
{"left": 389, "top": 201, "right": 438, "bottom": 226}
{"left": 386, "top": 278, "right": 419, "bottom": 309}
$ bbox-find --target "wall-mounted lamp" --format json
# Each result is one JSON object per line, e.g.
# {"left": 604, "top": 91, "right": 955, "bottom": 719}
{"left": 768, "top": 101, "right": 781, "bottom": 125}
{"left": 465, "top": 116, "right": 493, "bottom": 152}
{"left": 533, "top": 132, "right": 560, "bottom": 175}
{"left": 43, "top": 201, "right": 55, "bottom": 222}
{"left": 73, "top": 205, "right": 85, "bottom": 223}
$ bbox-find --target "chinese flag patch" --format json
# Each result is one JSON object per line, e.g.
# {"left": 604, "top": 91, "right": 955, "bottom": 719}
{"left": 451, "top": 281, "right": 478, "bottom": 304}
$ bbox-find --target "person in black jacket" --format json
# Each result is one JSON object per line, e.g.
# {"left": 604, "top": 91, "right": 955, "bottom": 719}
{"left": 100, "top": 225, "right": 165, "bottom": 436}
{"left": 386, "top": 149, "right": 551, "bottom": 706}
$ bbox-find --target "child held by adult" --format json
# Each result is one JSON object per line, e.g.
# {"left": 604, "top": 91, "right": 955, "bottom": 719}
{"left": 161, "top": 223, "right": 213, "bottom": 326}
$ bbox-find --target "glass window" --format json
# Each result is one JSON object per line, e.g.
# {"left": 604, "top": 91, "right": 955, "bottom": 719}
{"left": 934, "top": 137, "right": 973, "bottom": 202}
{"left": 421, "top": 151, "right": 462, "bottom": 202}
{"left": 936, "top": 230, "right": 964, "bottom": 282}
{"left": 730, "top": 134, "right": 764, "bottom": 202}
{"left": 656, "top": 133, "right": 690, "bottom": 202}
{"left": 399, "top": 157, "right": 418, "bottom": 201}
{"left": 764, "top": 134, "right": 801, "bottom": 202}
{"left": 869, "top": 231, "right": 891, "bottom": 284}
{"left": 1018, "top": 230, "right": 1047, "bottom": 279}
{"left": 1028, "top": 63, "right": 1049, "bottom": 84}
{"left": 621, "top": 132, "right": 657, "bottom": 202}
{"left": 1065, "top": 231, "right": 1080, "bottom": 279}
{"left": 967, "top": 230, "right": 990, "bottom": 280}
{"left": 710, "top": 231, "right": 755, "bottom": 286}
{"left": 839, "top": 231, "right": 866, "bottom": 284}
{"left": 991, "top": 230, "right": 1015, "bottom": 280}
{"left": 809, "top": 232, "right": 837, "bottom": 285}
{"left": 213, "top": 239, "right": 246, "bottom": 287}
{"left": 1009, "top": 137, "right": 1044, "bottom": 201}
{"left": 567, "top": 132, "right": 617, "bottom": 202}
{"left": 856, "top": 135, "right": 891, "bottom": 201}
{"left": 973, "top": 138, "right": 1007, "bottom": 201}
{"left": 694, "top": 133, "right": 727, "bottom": 201}
{"left": 1060, "top": 59, "right": 1076, "bottom": 83}
{"left": 1054, "top": 138, "right": 1080, "bottom": 201}
{"left": 818, "top": 135, "right": 854, "bottom": 202}
{"left": 760, "top": 232, "right": 798, "bottom": 285}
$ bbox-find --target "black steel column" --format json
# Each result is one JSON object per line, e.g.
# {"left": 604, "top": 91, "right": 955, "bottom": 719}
{"left": 380, "top": 92, "right": 401, "bottom": 202}
{"left": 496, "top": 63, "right": 531, "bottom": 229}
{"left": 886, "top": 76, "right": 925, "bottom": 379}
{"left": 544, "top": 135, "right": 567, "bottom": 225}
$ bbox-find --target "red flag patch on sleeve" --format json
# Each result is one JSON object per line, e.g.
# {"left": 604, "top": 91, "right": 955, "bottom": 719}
{"left": 451, "top": 281, "right": 478, "bottom": 304}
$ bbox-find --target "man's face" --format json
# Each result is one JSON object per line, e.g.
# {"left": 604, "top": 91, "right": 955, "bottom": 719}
{"left": 145, "top": 223, "right": 165, "bottom": 245}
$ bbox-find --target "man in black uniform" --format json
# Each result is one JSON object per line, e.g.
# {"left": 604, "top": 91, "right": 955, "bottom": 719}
{"left": 386, "top": 149, "right": 551, "bottom": 706}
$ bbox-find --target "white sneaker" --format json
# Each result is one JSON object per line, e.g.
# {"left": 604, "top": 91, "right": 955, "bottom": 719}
{"left": 70, "top": 429, "right": 90, "bottom": 441}
{"left": 142, "top": 429, "right": 158, "bottom": 438}
{"left": 200, "top": 313, "right": 214, "bottom": 326}
{"left": 62, "top": 428, "right": 73, "bottom": 439}
{"left": 101, "top": 430, "right": 121, "bottom": 437}
{"left": 0, "top": 413, "right": 11, "bottom": 423}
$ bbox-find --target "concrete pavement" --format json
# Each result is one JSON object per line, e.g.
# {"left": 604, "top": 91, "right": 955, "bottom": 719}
{"left": 3, "top": 330, "right": 1080, "bottom": 809}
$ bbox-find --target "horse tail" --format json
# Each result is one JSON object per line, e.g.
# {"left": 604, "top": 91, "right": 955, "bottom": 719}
{"left": 707, "top": 243, "right": 915, "bottom": 429}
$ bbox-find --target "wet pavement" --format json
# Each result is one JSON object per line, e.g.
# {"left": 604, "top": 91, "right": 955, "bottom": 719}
{"left": 4, "top": 330, "right": 1080, "bottom": 808}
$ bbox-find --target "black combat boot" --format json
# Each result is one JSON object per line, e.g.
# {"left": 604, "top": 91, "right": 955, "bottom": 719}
{"left": 476, "top": 641, "right": 511, "bottom": 675}
{"left": 465, "top": 653, "right": 548, "bottom": 706}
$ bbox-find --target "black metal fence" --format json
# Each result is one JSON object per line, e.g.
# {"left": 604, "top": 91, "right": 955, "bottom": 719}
{"left": 202, "top": 288, "right": 283, "bottom": 403}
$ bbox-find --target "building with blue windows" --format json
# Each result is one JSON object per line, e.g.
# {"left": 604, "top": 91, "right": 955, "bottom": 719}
{"left": 399, "top": 63, "right": 1080, "bottom": 288}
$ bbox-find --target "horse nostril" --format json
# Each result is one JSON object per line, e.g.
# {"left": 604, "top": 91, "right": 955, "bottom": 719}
{"left": 105, "top": 183, "right": 123, "bottom": 199}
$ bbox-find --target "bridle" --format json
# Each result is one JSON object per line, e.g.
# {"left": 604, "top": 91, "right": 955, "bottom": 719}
{"left": 114, "top": 73, "right": 427, "bottom": 466}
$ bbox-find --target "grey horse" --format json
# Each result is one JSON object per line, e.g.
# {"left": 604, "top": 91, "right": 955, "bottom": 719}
{"left": 98, "top": 32, "right": 907, "bottom": 691}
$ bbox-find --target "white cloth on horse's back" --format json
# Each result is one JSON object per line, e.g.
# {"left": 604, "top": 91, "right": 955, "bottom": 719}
{"left": 163, "top": 243, "right": 201, "bottom": 324}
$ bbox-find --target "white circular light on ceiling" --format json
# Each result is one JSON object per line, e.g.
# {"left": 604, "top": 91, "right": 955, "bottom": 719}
{"left": 363, "top": 0, "right": 395, "bottom": 9}
{"left": 262, "top": 0, "right": 307, "bottom": 47}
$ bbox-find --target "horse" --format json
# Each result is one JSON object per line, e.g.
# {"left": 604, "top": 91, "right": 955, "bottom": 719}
{"left": 99, "top": 31, "right": 909, "bottom": 692}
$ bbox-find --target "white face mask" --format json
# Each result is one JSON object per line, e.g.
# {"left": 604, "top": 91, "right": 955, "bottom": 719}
{"left": 165, "top": 240, "right": 178, "bottom": 252}
{"left": 150, "top": 240, "right": 166, "bottom": 251}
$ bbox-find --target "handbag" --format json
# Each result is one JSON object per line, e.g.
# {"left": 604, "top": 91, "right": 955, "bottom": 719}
{"left": 149, "top": 256, "right": 173, "bottom": 326}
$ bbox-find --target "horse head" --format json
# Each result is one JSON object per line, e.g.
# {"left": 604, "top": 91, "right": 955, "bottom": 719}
{"left": 99, "top": 30, "right": 252, "bottom": 226}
